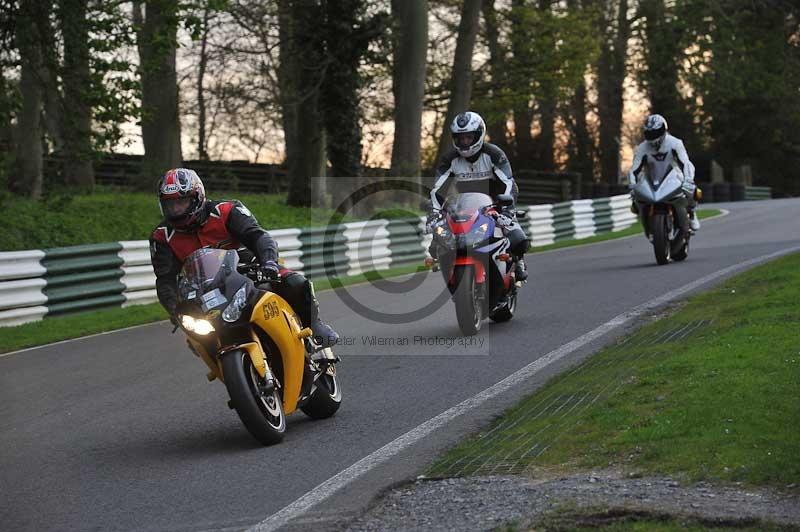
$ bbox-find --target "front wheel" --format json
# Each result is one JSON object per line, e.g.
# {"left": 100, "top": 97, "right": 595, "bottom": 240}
{"left": 651, "top": 213, "right": 671, "bottom": 265}
{"left": 221, "top": 350, "right": 286, "bottom": 446}
{"left": 453, "top": 266, "right": 482, "bottom": 336}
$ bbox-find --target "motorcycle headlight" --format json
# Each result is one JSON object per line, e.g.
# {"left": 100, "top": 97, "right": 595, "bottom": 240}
{"left": 222, "top": 284, "right": 248, "bottom": 323}
{"left": 181, "top": 315, "right": 215, "bottom": 335}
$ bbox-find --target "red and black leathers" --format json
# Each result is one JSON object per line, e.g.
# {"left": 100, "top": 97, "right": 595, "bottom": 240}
{"left": 149, "top": 200, "right": 317, "bottom": 327}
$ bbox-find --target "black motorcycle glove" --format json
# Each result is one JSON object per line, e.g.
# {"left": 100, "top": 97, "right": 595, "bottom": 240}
{"left": 259, "top": 260, "right": 280, "bottom": 282}
{"left": 426, "top": 210, "right": 443, "bottom": 232}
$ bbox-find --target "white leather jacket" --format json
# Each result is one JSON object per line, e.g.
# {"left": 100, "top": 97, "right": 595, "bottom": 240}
{"left": 430, "top": 143, "right": 517, "bottom": 211}
{"left": 628, "top": 133, "right": 695, "bottom": 192}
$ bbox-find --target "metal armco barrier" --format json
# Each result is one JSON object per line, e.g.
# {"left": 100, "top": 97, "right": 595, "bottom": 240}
{"left": 0, "top": 194, "right": 639, "bottom": 328}
{"left": 744, "top": 186, "right": 772, "bottom": 201}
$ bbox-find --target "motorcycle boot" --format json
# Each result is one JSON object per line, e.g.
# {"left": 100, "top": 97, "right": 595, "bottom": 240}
{"left": 688, "top": 209, "right": 701, "bottom": 232}
{"left": 515, "top": 257, "right": 528, "bottom": 282}
{"left": 280, "top": 273, "right": 339, "bottom": 348}
{"left": 306, "top": 285, "right": 339, "bottom": 348}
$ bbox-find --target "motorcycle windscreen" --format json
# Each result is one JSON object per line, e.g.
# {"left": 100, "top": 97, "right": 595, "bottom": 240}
{"left": 633, "top": 179, "right": 656, "bottom": 203}
{"left": 178, "top": 248, "right": 239, "bottom": 302}
{"left": 445, "top": 192, "right": 493, "bottom": 222}
{"left": 653, "top": 170, "right": 684, "bottom": 203}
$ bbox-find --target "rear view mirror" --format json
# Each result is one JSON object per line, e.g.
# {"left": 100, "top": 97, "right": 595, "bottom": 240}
{"left": 497, "top": 194, "right": 514, "bottom": 207}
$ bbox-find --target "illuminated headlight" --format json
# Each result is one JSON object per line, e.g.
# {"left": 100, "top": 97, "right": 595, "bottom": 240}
{"left": 181, "top": 315, "right": 215, "bottom": 335}
{"left": 222, "top": 284, "right": 248, "bottom": 323}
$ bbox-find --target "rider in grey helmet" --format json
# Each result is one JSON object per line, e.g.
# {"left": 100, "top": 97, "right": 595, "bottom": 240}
{"left": 629, "top": 114, "right": 701, "bottom": 232}
{"left": 429, "top": 111, "right": 529, "bottom": 281}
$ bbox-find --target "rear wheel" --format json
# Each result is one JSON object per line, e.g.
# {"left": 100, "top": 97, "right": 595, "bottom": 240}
{"left": 222, "top": 350, "right": 286, "bottom": 446}
{"left": 301, "top": 365, "right": 342, "bottom": 419}
{"left": 489, "top": 290, "right": 517, "bottom": 323}
{"left": 651, "top": 213, "right": 671, "bottom": 265}
{"left": 453, "top": 266, "right": 481, "bottom": 336}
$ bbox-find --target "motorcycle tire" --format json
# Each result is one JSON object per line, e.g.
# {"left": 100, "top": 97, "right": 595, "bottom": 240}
{"left": 672, "top": 238, "right": 689, "bottom": 261}
{"left": 489, "top": 291, "right": 517, "bottom": 323}
{"left": 453, "top": 266, "right": 481, "bottom": 336}
{"left": 222, "top": 350, "right": 286, "bottom": 446}
{"left": 652, "top": 213, "right": 671, "bottom": 265}
{"left": 301, "top": 366, "right": 342, "bottom": 419}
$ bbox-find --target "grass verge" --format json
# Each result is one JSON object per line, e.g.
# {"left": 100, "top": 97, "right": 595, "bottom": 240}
{"left": 429, "top": 252, "right": 800, "bottom": 488}
{"left": 530, "top": 208, "right": 721, "bottom": 253}
{"left": 1, "top": 190, "right": 423, "bottom": 251}
{"left": 529, "top": 508, "right": 789, "bottom": 531}
{"left": 0, "top": 263, "right": 430, "bottom": 354}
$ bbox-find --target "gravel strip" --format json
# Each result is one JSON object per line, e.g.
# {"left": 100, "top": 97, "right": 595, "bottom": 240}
{"left": 343, "top": 470, "right": 800, "bottom": 531}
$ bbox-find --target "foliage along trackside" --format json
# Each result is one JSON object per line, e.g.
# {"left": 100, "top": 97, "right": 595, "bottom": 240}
{"left": 429, "top": 252, "right": 800, "bottom": 488}
{"left": 0, "top": 191, "right": 354, "bottom": 251}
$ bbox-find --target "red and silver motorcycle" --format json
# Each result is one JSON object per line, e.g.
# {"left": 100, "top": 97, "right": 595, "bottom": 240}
{"left": 427, "top": 192, "right": 525, "bottom": 335}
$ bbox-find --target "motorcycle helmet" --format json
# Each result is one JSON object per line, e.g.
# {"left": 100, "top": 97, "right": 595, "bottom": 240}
{"left": 450, "top": 111, "right": 486, "bottom": 158}
{"left": 158, "top": 168, "right": 207, "bottom": 229}
{"left": 644, "top": 114, "right": 668, "bottom": 150}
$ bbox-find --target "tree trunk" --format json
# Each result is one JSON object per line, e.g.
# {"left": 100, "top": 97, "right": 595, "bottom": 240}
{"left": 196, "top": 7, "right": 210, "bottom": 160}
{"left": 390, "top": 0, "right": 428, "bottom": 180}
{"left": 281, "top": 0, "right": 326, "bottom": 208}
{"left": 535, "top": 0, "right": 556, "bottom": 170}
{"left": 60, "top": 0, "right": 95, "bottom": 188}
{"left": 597, "top": 0, "right": 629, "bottom": 184}
{"left": 639, "top": 0, "right": 695, "bottom": 144}
{"left": 322, "top": 0, "right": 366, "bottom": 213}
{"left": 11, "top": 0, "right": 46, "bottom": 198}
{"left": 481, "top": 0, "right": 509, "bottom": 154}
{"left": 134, "top": 0, "right": 182, "bottom": 186}
{"left": 509, "top": 0, "right": 535, "bottom": 167}
{"left": 435, "top": 0, "right": 482, "bottom": 163}
{"left": 568, "top": 80, "right": 594, "bottom": 182}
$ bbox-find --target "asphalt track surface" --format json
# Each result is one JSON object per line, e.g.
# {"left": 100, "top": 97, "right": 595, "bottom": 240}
{"left": 2, "top": 199, "right": 799, "bottom": 532}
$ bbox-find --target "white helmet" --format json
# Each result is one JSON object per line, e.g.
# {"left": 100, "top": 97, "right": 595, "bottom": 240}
{"left": 450, "top": 111, "right": 485, "bottom": 158}
{"left": 644, "top": 114, "right": 668, "bottom": 150}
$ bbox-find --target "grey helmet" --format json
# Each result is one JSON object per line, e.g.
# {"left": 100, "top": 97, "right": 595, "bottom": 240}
{"left": 450, "top": 111, "right": 486, "bottom": 158}
{"left": 644, "top": 114, "right": 668, "bottom": 150}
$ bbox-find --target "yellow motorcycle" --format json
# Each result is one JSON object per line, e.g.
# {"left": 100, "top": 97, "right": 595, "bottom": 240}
{"left": 175, "top": 248, "right": 341, "bottom": 445}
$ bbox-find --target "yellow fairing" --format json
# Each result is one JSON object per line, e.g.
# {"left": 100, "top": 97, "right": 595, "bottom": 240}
{"left": 187, "top": 337, "right": 223, "bottom": 382}
{"left": 250, "top": 291, "right": 306, "bottom": 414}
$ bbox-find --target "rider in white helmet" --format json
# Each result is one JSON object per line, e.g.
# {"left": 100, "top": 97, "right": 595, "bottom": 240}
{"left": 628, "top": 114, "right": 701, "bottom": 232}
{"left": 429, "top": 111, "right": 529, "bottom": 280}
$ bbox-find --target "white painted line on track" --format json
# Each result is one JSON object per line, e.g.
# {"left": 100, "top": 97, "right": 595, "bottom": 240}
{"left": 249, "top": 243, "right": 800, "bottom": 532}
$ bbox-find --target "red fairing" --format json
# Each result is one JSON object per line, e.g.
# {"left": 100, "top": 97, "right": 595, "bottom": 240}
{"left": 154, "top": 202, "right": 241, "bottom": 262}
{"left": 448, "top": 211, "right": 479, "bottom": 234}
{"left": 448, "top": 256, "right": 486, "bottom": 284}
